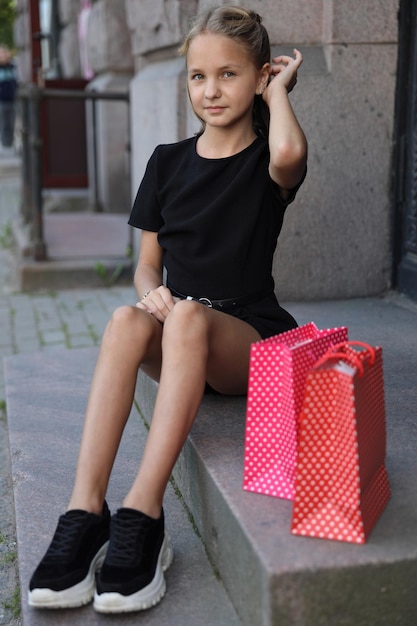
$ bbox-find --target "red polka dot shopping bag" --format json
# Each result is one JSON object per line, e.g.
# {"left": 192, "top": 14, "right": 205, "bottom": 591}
{"left": 243, "top": 322, "right": 348, "bottom": 500}
{"left": 291, "top": 341, "right": 390, "bottom": 543}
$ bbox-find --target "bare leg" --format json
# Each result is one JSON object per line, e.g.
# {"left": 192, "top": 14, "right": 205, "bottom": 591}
{"left": 68, "top": 305, "right": 163, "bottom": 514}
{"left": 123, "top": 300, "right": 260, "bottom": 518}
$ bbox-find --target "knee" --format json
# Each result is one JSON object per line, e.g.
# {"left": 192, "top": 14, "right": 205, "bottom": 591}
{"left": 163, "top": 300, "right": 208, "bottom": 343}
{"left": 107, "top": 305, "right": 137, "bottom": 332}
{"left": 105, "top": 305, "right": 154, "bottom": 342}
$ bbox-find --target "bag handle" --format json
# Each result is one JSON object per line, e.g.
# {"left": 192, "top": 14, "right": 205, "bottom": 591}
{"left": 314, "top": 350, "right": 364, "bottom": 376}
{"left": 330, "top": 341, "right": 376, "bottom": 365}
{"left": 314, "top": 341, "right": 376, "bottom": 377}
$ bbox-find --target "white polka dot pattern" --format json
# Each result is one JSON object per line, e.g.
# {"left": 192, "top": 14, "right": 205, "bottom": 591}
{"left": 243, "top": 323, "right": 348, "bottom": 500}
{"left": 291, "top": 343, "right": 390, "bottom": 543}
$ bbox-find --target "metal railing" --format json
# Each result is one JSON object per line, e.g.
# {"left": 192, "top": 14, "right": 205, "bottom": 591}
{"left": 19, "top": 84, "right": 131, "bottom": 260}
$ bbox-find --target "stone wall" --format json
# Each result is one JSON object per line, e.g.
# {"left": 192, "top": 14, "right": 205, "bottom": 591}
{"left": 271, "top": 0, "right": 398, "bottom": 300}
{"left": 127, "top": 0, "right": 399, "bottom": 300}
{"left": 58, "top": 0, "right": 82, "bottom": 78}
{"left": 85, "top": 0, "right": 134, "bottom": 213}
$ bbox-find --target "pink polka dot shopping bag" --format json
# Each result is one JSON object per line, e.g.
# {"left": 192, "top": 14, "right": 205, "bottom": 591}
{"left": 243, "top": 322, "right": 348, "bottom": 500}
{"left": 291, "top": 342, "right": 390, "bottom": 543}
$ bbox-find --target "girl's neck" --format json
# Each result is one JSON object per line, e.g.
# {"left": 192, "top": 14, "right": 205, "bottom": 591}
{"left": 196, "top": 126, "right": 258, "bottom": 159}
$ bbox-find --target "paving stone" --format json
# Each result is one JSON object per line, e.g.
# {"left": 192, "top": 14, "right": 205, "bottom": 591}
{"left": 68, "top": 334, "right": 97, "bottom": 348}
{"left": 13, "top": 341, "right": 42, "bottom": 354}
{"left": 40, "top": 330, "right": 67, "bottom": 344}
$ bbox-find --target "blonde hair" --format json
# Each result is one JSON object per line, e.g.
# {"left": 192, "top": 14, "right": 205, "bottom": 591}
{"left": 179, "top": 5, "right": 271, "bottom": 138}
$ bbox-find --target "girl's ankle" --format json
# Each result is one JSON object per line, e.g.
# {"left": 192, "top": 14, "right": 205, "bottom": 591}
{"left": 121, "top": 496, "right": 162, "bottom": 520}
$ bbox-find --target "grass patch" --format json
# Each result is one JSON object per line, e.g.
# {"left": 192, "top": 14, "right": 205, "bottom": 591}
{"left": 1, "top": 548, "right": 17, "bottom": 566}
{"left": 0, "top": 400, "right": 6, "bottom": 422}
{"left": 94, "top": 247, "right": 133, "bottom": 287}
{"left": 0, "top": 221, "right": 14, "bottom": 249}
{"left": 2, "top": 586, "right": 21, "bottom": 619}
{"left": 87, "top": 323, "right": 99, "bottom": 345}
{"left": 0, "top": 531, "right": 20, "bottom": 618}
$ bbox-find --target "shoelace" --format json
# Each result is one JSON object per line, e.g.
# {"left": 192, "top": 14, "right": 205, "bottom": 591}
{"left": 45, "top": 511, "right": 92, "bottom": 561}
{"left": 107, "top": 514, "right": 149, "bottom": 566}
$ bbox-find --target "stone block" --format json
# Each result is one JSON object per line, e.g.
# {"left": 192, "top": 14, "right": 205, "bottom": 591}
{"left": 15, "top": 0, "right": 29, "bottom": 11}
{"left": 125, "top": 0, "right": 197, "bottom": 56}
{"left": 331, "top": 0, "right": 398, "bottom": 43}
{"left": 87, "top": 0, "right": 134, "bottom": 73}
{"left": 59, "top": 22, "right": 82, "bottom": 78}
{"left": 194, "top": 0, "right": 323, "bottom": 44}
{"left": 86, "top": 73, "right": 132, "bottom": 214}
{"left": 272, "top": 41, "right": 397, "bottom": 300}
{"left": 58, "top": 0, "right": 79, "bottom": 27}
{"left": 245, "top": 0, "right": 323, "bottom": 44}
{"left": 13, "top": 11, "right": 29, "bottom": 49}
{"left": 130, "top": 57, "right": 188, "bottom": 195}
{"left": 14, "top": 48, "right": 31, "bottom": 84}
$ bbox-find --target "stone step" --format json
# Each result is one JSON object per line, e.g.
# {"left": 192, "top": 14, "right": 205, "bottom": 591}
{"left": 137, "top": 296, "right": 417, "bottom": 626}
{"left": 0, "top": 152, "right": 21, "bottom": 178}
{"left": 13, "top": 212, "right": 134, "bottom": 291}
{"left": 5, "top": 295, "right": 417, "bottom": 625}
{"left": 4, "top": 348, "right": 241, "bottom": 626}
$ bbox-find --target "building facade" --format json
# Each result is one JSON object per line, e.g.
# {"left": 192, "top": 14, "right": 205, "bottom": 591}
{"left": 14, "top": 1, "right": 417, "bottom": 302}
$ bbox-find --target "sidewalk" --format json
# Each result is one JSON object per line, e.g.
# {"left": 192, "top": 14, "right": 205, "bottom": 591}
{"left": 1, "top": 152, "right": 417, "bottom": 624}
{"left": 1, "top": 151, "right": 23, "bottom": 626}
{"left": 0, "top": 155, "right": 139, "bottom": 624}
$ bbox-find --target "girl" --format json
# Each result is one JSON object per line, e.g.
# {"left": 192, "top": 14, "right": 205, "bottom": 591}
{"left": 29, "top": 5, "right": 307, "bottom": 614}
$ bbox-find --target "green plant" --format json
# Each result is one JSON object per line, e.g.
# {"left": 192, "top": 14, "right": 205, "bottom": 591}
{"left": 0, "top": 221, "right": 14, "bottom": 249}
{"left": 0, "top": 541, "right": 20, "bottom": 617}
{"left": 87, "top": 323, "right": 99, "bottom": 344}
{"left": 94, "top": 247, "right": 133, "bottom": 287}
{"left": 2, "top": 586, "right": 21, "bottom": 619}
{"left": 0, "top": 399, "right": 6, "bottom": 421}
{"left": 1, "top": 548, "right": 17, "bottom": 565}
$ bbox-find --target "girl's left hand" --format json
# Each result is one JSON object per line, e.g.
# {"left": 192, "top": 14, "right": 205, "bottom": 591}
{"left": 265, "top": 48, "right": 303, "bottom": 97}
{"left": 135, "top": 285, "right": 176, "bottom": 323}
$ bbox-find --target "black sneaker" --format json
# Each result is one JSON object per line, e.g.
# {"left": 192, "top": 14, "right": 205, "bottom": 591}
{"left": 94, "top": 507, "right": 173, "bottom": 613}
{"left": 28, "top": 501, "right": 110, "bottom": 609}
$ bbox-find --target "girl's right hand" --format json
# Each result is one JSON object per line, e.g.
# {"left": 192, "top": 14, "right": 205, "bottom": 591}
{"left": 265, "top": 48, "right": 303, "bottom": 98}
{"left": 136, "top": 285, "right": 176, "bottom": 323}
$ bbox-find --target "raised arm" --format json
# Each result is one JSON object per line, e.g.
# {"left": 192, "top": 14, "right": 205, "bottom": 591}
{"left": 263, "top": 48, "right": 308, "bottom": 197}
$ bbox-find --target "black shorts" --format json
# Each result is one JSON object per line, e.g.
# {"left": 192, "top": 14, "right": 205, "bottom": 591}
{"left": 226, "top": 292, "right": 297, "bottom": 340}
{"left": 204, "top": 293, "right": 297, "bottom": 395}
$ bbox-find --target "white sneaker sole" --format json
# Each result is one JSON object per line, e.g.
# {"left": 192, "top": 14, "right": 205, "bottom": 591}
{"left": 93, "top": 533, "right": 174, "bottom": 614}
{"left": 28, "top": 541, "right": 109, "bottom": 609}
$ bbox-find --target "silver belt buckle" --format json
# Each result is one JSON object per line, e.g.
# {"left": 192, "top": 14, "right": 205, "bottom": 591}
{"left": 198, "top": 297, "right": 213, "bottom": 308}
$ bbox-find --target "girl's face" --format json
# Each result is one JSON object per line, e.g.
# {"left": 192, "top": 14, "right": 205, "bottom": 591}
{"left": 186, "top": 33, "right": 268, "bottom": 132}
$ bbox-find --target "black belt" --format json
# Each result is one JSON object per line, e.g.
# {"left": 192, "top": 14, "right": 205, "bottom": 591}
{"left": 169, "top": 286, "right": 271, "bottom": 311}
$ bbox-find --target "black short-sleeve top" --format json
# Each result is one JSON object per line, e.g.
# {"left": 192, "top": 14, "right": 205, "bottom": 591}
{"left": 128, "top": 136, "right": 301, "bottom": 300}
